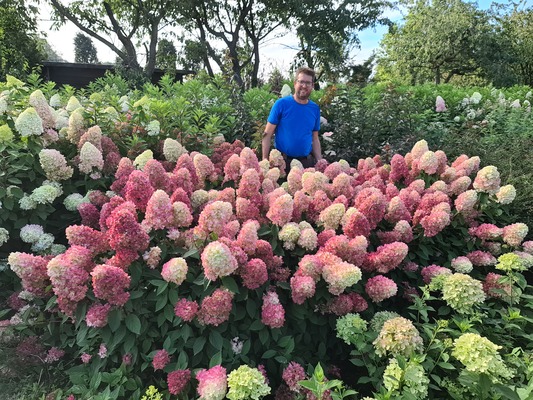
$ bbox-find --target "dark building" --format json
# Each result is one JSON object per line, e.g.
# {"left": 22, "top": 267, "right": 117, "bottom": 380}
{"left": 40, "top": 62, "right": 195, "bottom": 88}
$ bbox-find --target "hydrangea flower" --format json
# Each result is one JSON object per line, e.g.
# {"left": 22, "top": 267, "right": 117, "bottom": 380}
{"left": 261, "top": 290, "right": 285, "bottom": 328}
{"left": 174, "top": 298, "right": 199, "bottom": 322}
{"left": 322, "top": 260, "right": 362, "bottom": 295}
{"left": 450, "top": 256, "right": 473, "bottom": 273}
{"left": 373, "top": 317, "right": 423, "bottom": 357}
{"left": 452, "top": 333, "right": 511, "bottom": 379}
{"left": 201, "top": 241, "right": 239, "bottom": 281}
{"left": 336, "top": 313, "right": 368, "bottom": 345}
{"left": 91, "top": 264, "right": 131, "bottom": 306}
{"left": 473, "top": 166, "right": 500, "bottom": 194}
{"left": 441, "top": 273, "right": 485, "bottom": 314}
{"left": 369, "top": 311, "right": 401, "bottom": 332}
{"left": 0, "top": 124, "right": 14, "bottom": 142}
{"left": 19, "top": 224, "right": 44, "bottom": 243}
{"left": 383, "top": 358, "right": 429, "bottom": 398}
{"left": 15, "top": 107, "right": 43, "bottom": 136}
{"left": 502, "top": 223, "right": 529, "bottom": 247}
{"left": 0, "top": 227, "right": 8, "bottom": 247}
{"left": 79, "top": 142, "right": 104, "bottom": 174}
{"left": 365, "top": 275, "right": 398, "bottom": 302}
{"left": 167, "top": 369, "right": 191, "bottom": 395}
{"left": 161, "top": 258, "right": 188, "bottom": 285}
{"left": 163, "top": 138, "right": 187, "bottom": 162}
{"left": 197, "top": 288, "right": 234, "bottom": 326}
{"left": 496, "top": 184, "right": 516, "bottom": 204}
{"left": 318, "top": 203, "right": 346, "bottom": 230}
{"left": 290, "top": 274, "right": 315, "bottom": 304}
{"left": 227, "top": 365, "right": 271, "bottom": 400}
{"left": 282, "top": 361, "right": 306, "bottom": 393}
{"left": 196, "top": 365, "right": 227, "bottom": 400}
{"left": 86, "top": 303, "right": 112, "bottom": 328}
{"left": 146, "top": 120, "right": 160, "bottom": 136}
{"left": 152, "top": 349, "right": 170, "bottom": 370}
{"left": 495, "top": 252, "right": 525, "bottom": 273}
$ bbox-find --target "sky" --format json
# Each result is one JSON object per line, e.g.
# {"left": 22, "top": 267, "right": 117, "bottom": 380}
{"left": 38, "top": 0, "right": 531, "bottom": 78}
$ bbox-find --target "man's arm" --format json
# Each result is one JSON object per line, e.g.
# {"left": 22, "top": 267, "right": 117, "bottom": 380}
{"left": 311, "top": 130, "right": 322, "bottom": 161}
{"left": 262, "top": 122, "right": 277, "bottom": 160}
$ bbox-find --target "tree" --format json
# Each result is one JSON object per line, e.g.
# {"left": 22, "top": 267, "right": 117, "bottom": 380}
{"left": 179, "top": 0, "right": 286, "bottom": 88}
{"left": 376, "top": 0, "right": 491, "bottom": 85}
{"left": 498, "top": 7, "right": 533, "bottom": 86}
{"left": 0, "top": 0, "right": 46, "bottom": 77}
{"left": 47, "top": 0, "right": 184, "bottom": 78}
{"left": 156, "top": 38, "right": 177, "bottom": 72}
{"left": 289, "top": 0, "right": 391, "bottom": 83}
{"left": 74, "top": 32, "right": 99, "bottom": 63}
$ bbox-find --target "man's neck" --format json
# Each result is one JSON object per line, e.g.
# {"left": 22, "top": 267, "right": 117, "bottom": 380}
{"left": 293, "top": 94, "right": 309, "bottom": 104}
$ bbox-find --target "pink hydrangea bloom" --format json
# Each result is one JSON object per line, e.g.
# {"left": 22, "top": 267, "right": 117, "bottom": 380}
{"left": 502, "top": 223, "right": 529, "bottom": 247}
{"left": 223, "top": 153, "right": 241, "bottom": 183}
{"left": 172, "top": 201, "right": 193, "bottom": 227}
{"left": 287, "top": 168, "right": 304, "bottom": 195}
{"left": 322, "top": 260, "right": 362, "bottom": 295}
{"left": 435, "top": 96, "right": 447, "bottom": 112}
{"left": 301, "top": 171, "right": 329, "bottom": 196}
{"left": 261, "top": 290, "right": 285, "bottom": 328}
{"left": 194, "top": 153, "right": 215, "bottom": 184}
{"left": 142, "top": 246, "right": 162, "bottom": 269}
{"left": 471, "top": 223, "right": 503, "bottom": 240}
{"left": 290, "top": 274, "right": 316, "bottom": 304}
{"left": 473, "top": 166, "right": 501, "bottom": 194}
{"left": 237, "top": 169, "right": 261, "bottom": 199}
{"left": 389, "top": 154, "right": 409, "bottom": 182}
{"left": 450, "top": 256, "right": 473, "bottom": 273}
{"left": 79, "top": 142, "right": 104, "bottom": 174}
{"left": 124, "top": 170, "right": 154, "bottom": 212}
{"left": 7, "top": 252, "right": 50, "bottom": 297}
{"left": 297, "top": 254, "right": 324, "bottom": 281}
{"left": 236, "top": 220, "right": 259, "bottom": 255}
{"left": 420, "top": 265, "right": 451, "bottom": 284}
{"left": 318, "top": 203, "right": 345, "bottom": 230}
{"left": 307, "top": 190, "right": 332, "bottom": 223}
{"left": 81, "top": 353, "right": 92, "bottom": 363}
{"left": 196, "top": 365, "right": 227, "bottom": 400}
{"left": 449, "top": 176, "right": 472, "bottom": 195}
{"left": 240, "top": 258, "right": 268, "bottom": 289}
{"left": 98, "top": 343, "right": 107, "bottom": 358}
{"left": 483, "top": 272, "right": 512, "bottom": 299}
{"left": 267, "top": 193, "right": 294, "bottom": 226}
{"left": 39, "top": 149, "right": 74, "bottom": 181}
{"left": 91, "top": 264, "right": 131, "bottom": 306}
{"left": 152, "top": 349, "right": 170, "bottom": 370}
{"left": 348, "top": 292, "right": 368, "bottom": 312}
{"left": 167, "top": 369, "right": 191, "bottom": 395}
{"left": 329, "top": 173, "right": 354, "bottom": 199}
{"left": 174, "top": 298, "right": 199, "bottom": 322}
{"left": 78, "top": 202, "right": 101, "bottom": 229}
{"left": 107, "top": 207, "right": 150, "bottom": 253}
{"left": 365, "top": 275, "right": 398, "bottom": 302}
{"left": 342, "top": 208, "right": 371, "bottom": 238}
{"left": 454, "top": 189, "right": 478, "bottom": 213}
{"left": 323, "top": 294, "right": 354, "bottom": 316}
{"left": 523, "top": 241, "right": 533, "bottom": 255}
{"left": 366, "top": 242, "right": 409, "bottom": 273}
{"left": 282, "top": 361, "right": 306, "bottom": 392}
{"left": 420, "top": 203, "right": 451, "bottom": 237}
{"left": 353, "top": 187, "right": 387, "bottom": 229}
{"left": 466, "top": 250, "right": 497, "bottom": 266}
{"left": 297, "top": 228, "right": 318, "bottom": 251}
{"left": 44, "top": 347, "right": 65, "bottom": 363}
{"left": 197, "top": 288, "right": 234, "bottom": 326}
{"left": 143, "top": 190, "right": 174, "bottom": 230}
{"left": 144, "top": 159, "right": 169, "bottom": 191}
{"left": 418, "top": 151, "right": 439, "bottom": 174}
{"left": 198, "top": 201, "right": 234, "bottom": 236}
{"left": 86, "top": 303, "right": 112, "bottom": 328}
{"left": 385, "top": 197, "right": 412, "bottom": 224}
{"left": 394, "top": 220, "right": 414, "bottom": 243}
{"left": 201, "top": 241, "right": 239, "bottom": 281}
{"left": 161, "top": 257, "right": 188, "bottom": 285}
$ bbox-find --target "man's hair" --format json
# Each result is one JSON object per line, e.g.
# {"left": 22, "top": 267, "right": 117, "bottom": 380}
{"left": 294, "top": 67, "right": 315, "bottom": 81}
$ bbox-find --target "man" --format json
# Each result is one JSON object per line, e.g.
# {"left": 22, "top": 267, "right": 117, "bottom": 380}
{"left": 262, "top": 67, "right": 322, "bottom": 168}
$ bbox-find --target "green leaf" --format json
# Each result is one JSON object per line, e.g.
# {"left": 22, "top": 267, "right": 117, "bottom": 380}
{"left": 221, "top": 276, "right": 240, "bottom": 294}
{"left": 493, "top": 384, "right": 520, "bottom": 400}
{"left": 193, "top": 337, "right": 207, "bottom": 355}
{"left": 155, "top": 294, "right": 168, "bottom": 312}
{"left": 249, "top": 319, "right": 264, "bottom": 331}
{"left": 261, "top": 349, "right": 276, "bottom": 359}
{"left": 437, "top": 362, "right": 455, "bottom": 370}
{"left": 182, "top": 249, "right": 199, "bottom": 259}
{"left": 209, "top": 330, "right": 224, "bottom": 351}
{"left": 209, "top": 351, "right": 222, "bottom": 367}
{"left": 108, "top": 309, "right": 122, "bottom": 332}
{"left": 125, "top": 314, "right": 141, "bottom": 335}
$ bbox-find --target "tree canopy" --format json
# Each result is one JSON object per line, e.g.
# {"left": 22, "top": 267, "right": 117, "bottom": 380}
{"left": 74, "top": 32, "right": 99, "bottom": 63}
{"left": 0, "top": 0, "right": 46, "bottom": 78}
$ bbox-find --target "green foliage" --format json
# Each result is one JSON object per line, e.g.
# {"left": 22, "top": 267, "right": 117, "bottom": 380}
{"left": 74, "top": 33, "right": 99, "bottom": 64}
{"left": 0, "top": 0, "right": 46, "bottom": 78}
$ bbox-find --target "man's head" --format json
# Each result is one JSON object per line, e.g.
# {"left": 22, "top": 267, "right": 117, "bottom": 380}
{"left": 293, "top": 67, "right": 315, "bottom": 102}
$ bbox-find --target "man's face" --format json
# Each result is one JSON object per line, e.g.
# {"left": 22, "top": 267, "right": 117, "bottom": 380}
{"left": 294, "top": 73, "right": 313, "bottom": 101}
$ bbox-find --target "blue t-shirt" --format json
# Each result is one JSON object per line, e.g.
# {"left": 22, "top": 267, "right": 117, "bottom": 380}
{"left": 267, "top": 96, "right": 320, "bottom": 157}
